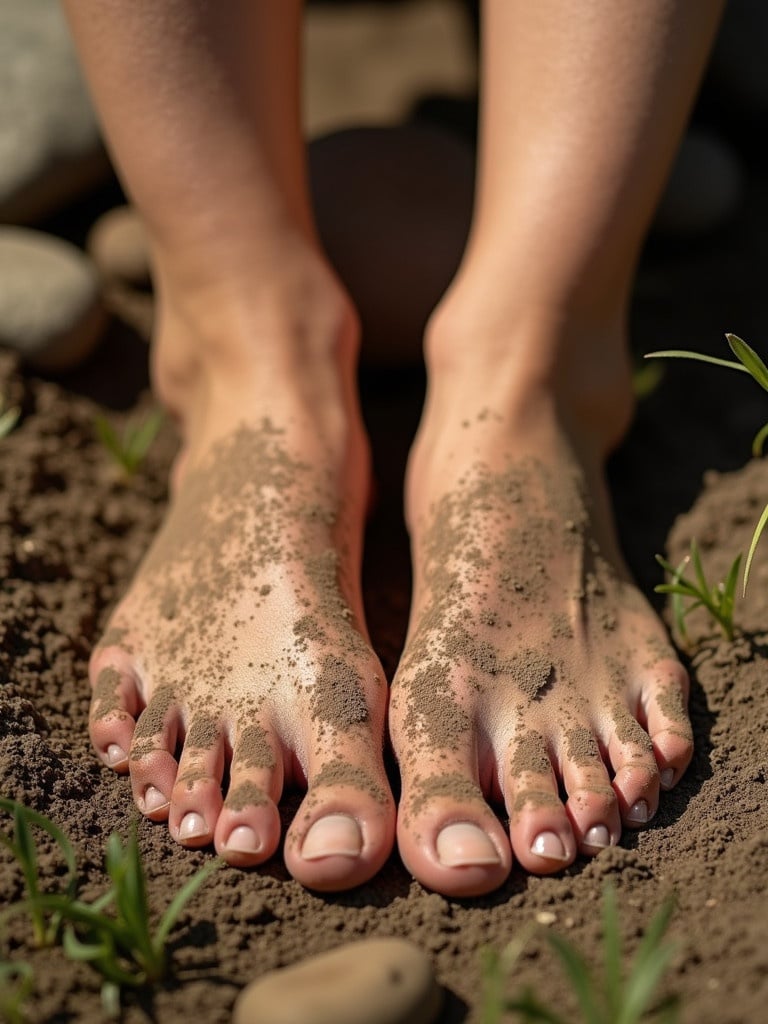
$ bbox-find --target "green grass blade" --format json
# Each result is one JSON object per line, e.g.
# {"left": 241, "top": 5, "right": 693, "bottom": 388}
{"left": 94, "top": 416, "right": 124, "bottom": 465}
{"left": 689, "top": 539, "right": 708, "bottom": 597}
{"left": 0, "top": 800, "right": 78, "bottom": 886}
{"left": 617, "top": 897, "right": 677, "bottom": 1024}
{"left": 601, "top": 884, "right": 623, "bottom": 1018}
{"left": 644, "top": 350, "right": 747, "bottom": 373}
{"left": 743, "top": 501, "right": 768, "bottom": 596}
{"left": 503, "top": 992, "right": 568, "bottom": 1024}
{"left": 0, "top": 405, "right": 20, "bottom": 438}
{"left": 154, "top": 858, "right": 220, "bottom": 952}
{"left": 124, "top": 410, "right": 163, "bottom": 471}
{"left": 726, "top": 334, "right": 768, "bottom": 393}
{"left": 62, "top": 926, "right": 113, "bottom": 963}
{"left": 101, "top": 981, "right": 122, "bottom": 1019}
{"left": 752, "top": 421, "right": 768, "bottom": 458}
{"left": 546, "top": 932, "right": 601, "bottom": 1023}
{"left": 654, "top": 583, "right": 700, "bottom": 599}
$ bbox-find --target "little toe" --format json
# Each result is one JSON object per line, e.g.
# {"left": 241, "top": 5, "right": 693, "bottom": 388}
{"left": 640, "top": 660, "right": 694, "bottom": 789}
{"left": 215, "top": 722, "right": 284, "bottom": 867}
{"left": 168, "top": 713, "right": 227, "bottom": 848}
{"left": 505, "top": 731, "right": 577, "bottom": 873}
{"left": 88, "top": 652, "right": 142, "bottom": 772}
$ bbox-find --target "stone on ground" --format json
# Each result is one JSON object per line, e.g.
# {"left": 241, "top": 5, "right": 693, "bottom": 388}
{"left": 0, "top": 0, "right": 109, "bottom": 224}
{"left": 0, "top": 228, "right": 106, "bottom": 371}
{"left": 87, "top": 206, "right": 152, "bottom": 288}
{"left": 232, "top": 937, "right": 442, "bottom": 1024}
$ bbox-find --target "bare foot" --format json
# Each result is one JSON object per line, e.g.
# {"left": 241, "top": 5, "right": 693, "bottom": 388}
{"left": 390, "top": 360, "right": 693, "bottom": 897}
{"left": 88, "top": 291, "right": 395, "bottom": 891}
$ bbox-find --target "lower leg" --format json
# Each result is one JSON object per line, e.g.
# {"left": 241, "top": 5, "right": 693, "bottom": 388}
{"left": 391, "top": 0, "right": 723, "bottom": 895}
{"left": 65, "top": 0, "right": 394, "bottom": 889}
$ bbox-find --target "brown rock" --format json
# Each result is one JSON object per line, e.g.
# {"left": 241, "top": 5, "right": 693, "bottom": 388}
{"left": 232, "top": 937, "right": 442, "bottom": 1024}
{"left": 87, "top": 205, "right": 152, "bottom": 288}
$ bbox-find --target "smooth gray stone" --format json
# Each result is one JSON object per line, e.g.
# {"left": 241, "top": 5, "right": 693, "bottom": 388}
{"left": 0, "top": 0, "right": 109, "bottom": 223}
{"left": 232, "top": 938, "right": 442, "bottom": 1024}
{"left": 0, "top": 228, "right": 106, "bottom": 371}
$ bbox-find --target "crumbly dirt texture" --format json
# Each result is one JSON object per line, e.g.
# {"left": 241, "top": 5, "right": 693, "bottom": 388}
{"left": 3, "top": 142, "right": 768, "bottom": 1024}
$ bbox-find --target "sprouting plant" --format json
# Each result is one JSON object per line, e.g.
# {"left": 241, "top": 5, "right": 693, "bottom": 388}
{"left": 0, "top": 800, "right": 218, "bottom": 1017}
{"left": 480, "top": 884, "right": 679, "bottom": 1024}
{"left": 0, "top": 798, "right": 78, "bottom": 947}
{"left": 0, "top": 960, "right": 34, "bottom": 1024}
{"left": 0, "top": 395, "right": 20, "bottom": 439}
{"left": 94, "top": 408, "right": 163, "bottom": 477}
{"left": 646, "top": 333, "right": 768, "bottom": 594}
{"left": 655, "top": 540, "right": 741, "bottom": 644}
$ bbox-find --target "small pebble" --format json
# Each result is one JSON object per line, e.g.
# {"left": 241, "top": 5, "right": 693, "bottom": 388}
{"left": 0, "top": 227, "right": 105, "bottom": 371}
{"left": 232, "top": 937, "right": 442, "bottom": 1024}
{"left": 87, "top": 205, "right": 152, "bottom": 288}
{"left": 535, "top": 911, "right": 557, "bottom": 926}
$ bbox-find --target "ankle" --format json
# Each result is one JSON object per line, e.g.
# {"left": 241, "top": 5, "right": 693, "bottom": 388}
{"left": 423, "top": 296, "right": 634, "bottom": 457}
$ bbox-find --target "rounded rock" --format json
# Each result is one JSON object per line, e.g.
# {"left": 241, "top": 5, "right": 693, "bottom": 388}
{"left": 87, "top": 206, "right": 152, "bottom": 288}
{"left": 0, "top": 227, "right": 106, "bottom": 371}
{"left": 232, "top": 937, "right": 442, "bottom": 1024}
{"left": 0, "top": 0, "right": 109, "bottom": 223}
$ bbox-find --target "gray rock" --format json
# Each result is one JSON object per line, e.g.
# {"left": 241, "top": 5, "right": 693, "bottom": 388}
{"left": 0, "top": 0, "right": 110, "bottom": 224}
{"left": 87, "top": 206, "right": 152, "bottom": 288}
{"left": 0, "top": 228, "right": 106, "bottom": 371}
{"left": 232, "top": 937, "right": 442, "bottom": 1024}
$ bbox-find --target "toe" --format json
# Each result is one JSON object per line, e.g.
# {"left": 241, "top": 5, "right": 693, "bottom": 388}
{"left": 285, "top": 734, "right": 395, "bottom": 891}
{"left": 396, "top": 711, "right": 511, "bottom": 896}
{"left": 215, "top": 721, "right": 283, "bottom": 867}
{"left": 558, "top": 726, "right": 621, "bottom": 854}
{"left": 127, "top": 685, "right": 181, "bottom": 822}
{"left": 639, "top": 659, "right": 694, "bottom": 790}
{"left": 169, "top": 712, "right": 226, "bottom": 848}
{"left": 88, "top": 647, "right": 143, "bottom": 772}
{"left": 505, "top": 730, "right": 579, "bottom": 872}
{"left": 605, "top": 703, "right": 661, "bottom": 828}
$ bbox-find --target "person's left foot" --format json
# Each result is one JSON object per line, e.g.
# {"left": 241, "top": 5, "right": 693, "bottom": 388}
{"left": 390, "top": 381, "right": 693, "bottom": 897}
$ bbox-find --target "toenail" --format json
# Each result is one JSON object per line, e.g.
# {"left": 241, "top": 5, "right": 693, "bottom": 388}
{"left": 584, "top": 825, "right": 611, "bottom": 849}
{"left": 436, "top": 822, "right": 501, "bottom": 868}
{"left": 301, "top": 814, "right": 362, "bottom": 860}
{"left": 224, "top": 825, "right": 260, "bottom": 854}
{"left": 142, "top": 785, "right": 169, "bottom": 813}
{"left": 105, "top": 743, "right": 127, "bottom": 766}
{"left": 660, "top": 768, "right": 675, "bottom": 789}
{"left": 530, "top": 831, "right": 568, "bottom": 861}
{"left": 178, "top": 812, "right": 208, "bottom": 840}
{"left": 627, "top": 800, "right": 649, "bottom": 824}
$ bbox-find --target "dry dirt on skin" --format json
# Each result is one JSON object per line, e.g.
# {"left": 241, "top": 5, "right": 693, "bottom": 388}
{"left": 3, "top": 178, "right": 768, "bottom": 1023}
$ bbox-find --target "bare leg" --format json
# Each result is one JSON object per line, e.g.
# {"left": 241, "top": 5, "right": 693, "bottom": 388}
{"left": 64, "top": 0, "right": 394, "bottom": 890}
{"left": 391, "top": 0, "right": 724, "bottom": 896}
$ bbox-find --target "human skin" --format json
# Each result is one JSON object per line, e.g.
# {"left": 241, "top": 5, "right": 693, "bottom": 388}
{"left": 64, "top": 0, "right": 723, "bottom": 894}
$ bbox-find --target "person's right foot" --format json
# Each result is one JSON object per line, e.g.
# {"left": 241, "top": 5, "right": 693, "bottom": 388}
{"left": 88, "top": 283, "right": 395, "bottom": 892}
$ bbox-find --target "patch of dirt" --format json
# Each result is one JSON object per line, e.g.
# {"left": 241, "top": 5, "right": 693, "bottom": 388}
{"left": 3, "top": 123, "right": 768, "bottom": 1024}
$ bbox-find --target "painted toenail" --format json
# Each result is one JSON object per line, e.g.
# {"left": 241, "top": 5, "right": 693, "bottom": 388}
{"left": 627, "top": 800, "right": 649, "bottom": 824}
{"left": 224, "top": 825, "right": 260, "bottom": 854}
{"left": 179, "top": 812, "right": 208, "bottom": 840}
{"left": 584, "top": 825, "right": 611, "bottom": 849}
{"left": 531, "top": 831, "right": 568, "bottom": 860}
{"left": 660, "top": 768, "right": 675, "bottom": 789}
{"left": 142, "top": 785, "right": 168, "bottom": 813}
{"left": 302, "top": 814, "right": 362, "bottom": 860}
{"left": 105, "top": 743, "right": 126, "bottom": 766}
{"left": 436, "top": 822, "right": 501, "bottom": 867}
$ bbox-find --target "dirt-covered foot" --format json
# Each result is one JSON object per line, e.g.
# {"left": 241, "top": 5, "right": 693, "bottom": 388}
{"left": 390, "top": 343, "right": 693, "bottom": 897}
{"left": 88, "top": 281, "right": 394, "bottom": 891}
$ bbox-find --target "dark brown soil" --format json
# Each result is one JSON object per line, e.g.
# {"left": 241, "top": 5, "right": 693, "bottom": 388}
{"left": 3, "top": 108, "right": 768, "bottom": 1024}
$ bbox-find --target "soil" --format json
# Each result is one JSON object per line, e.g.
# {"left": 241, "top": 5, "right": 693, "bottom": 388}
{"left": 4, "top": 64, "right": 768, "bottom": 1024}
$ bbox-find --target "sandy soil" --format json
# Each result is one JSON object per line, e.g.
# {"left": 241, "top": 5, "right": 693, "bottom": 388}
{"left": 3, "top": 5, "right": 768, "bottom": 1020}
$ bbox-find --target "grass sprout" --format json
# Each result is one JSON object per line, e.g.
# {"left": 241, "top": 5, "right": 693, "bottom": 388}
{"left": 0, "top": 395, "right": 20, "bottom": 439}
{"left": 646, "top": 333, "right": 768, "bottom": 594}
{"left": 1, "top": 802, "right": 218, "bottom": 1016}
{"left": 655, "top": 540, "right": 740, "bottom": 644}
{"left": 94, "top": 409, "right": 163, "bottom": 477}
{"left": 481, "top": 885, "right": 679, "bottom": 1024}
{"left": 0, "top": 798, "right": 78, "bottom": 947}
{"left": 0, "top": 960, "right": 34, "bottom": 1024}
